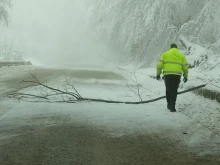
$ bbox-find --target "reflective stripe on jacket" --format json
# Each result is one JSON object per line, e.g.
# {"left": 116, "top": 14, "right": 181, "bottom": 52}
{"left": 157, "top": 48, "right": 188, "bottom": 78}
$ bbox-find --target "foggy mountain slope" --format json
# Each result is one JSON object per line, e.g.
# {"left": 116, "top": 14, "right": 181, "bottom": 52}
{"left": 87, "top": 0, "right": 220, "bottom": 65}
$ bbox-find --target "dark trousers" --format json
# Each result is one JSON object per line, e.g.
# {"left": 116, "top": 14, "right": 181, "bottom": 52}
{"left": 164, "top": 75, "right": 181, "bottom": 106}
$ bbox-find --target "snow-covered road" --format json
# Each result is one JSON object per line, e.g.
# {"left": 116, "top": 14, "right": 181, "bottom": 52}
{"left": 0, "top": 67, "right": 220, "bottom": 165}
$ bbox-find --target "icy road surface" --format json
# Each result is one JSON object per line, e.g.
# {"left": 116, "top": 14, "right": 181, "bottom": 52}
{"left": 0, "top": 67, "right": 220, "bottom": 165}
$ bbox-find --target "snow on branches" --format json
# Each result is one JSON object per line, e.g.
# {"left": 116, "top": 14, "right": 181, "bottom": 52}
{"left": 180, "top": 35, "right": 220, "bottom": 71}
{"left": 87, "top": 0, "right": 220, "bottom": 63}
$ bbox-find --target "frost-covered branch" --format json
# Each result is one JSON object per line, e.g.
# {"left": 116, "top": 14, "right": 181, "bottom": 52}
{"left": 179, "top": 35, "right": 211, "bottom": 69}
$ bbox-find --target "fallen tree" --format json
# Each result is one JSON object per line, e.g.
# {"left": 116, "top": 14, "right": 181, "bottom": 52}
{"left": 8, "top": 74, "right": 207, "bottom": 104}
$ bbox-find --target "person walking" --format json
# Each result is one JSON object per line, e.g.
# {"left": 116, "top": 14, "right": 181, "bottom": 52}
{"left": 156, "top": 44, "right": 188, "bottom": 112}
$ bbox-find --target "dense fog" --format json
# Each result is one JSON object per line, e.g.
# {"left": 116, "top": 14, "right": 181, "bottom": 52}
{"left": 0, "top": 0, "right": 123, "bottom": 67}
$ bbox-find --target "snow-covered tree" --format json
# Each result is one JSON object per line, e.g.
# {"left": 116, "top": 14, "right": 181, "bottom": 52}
{"left": 86, "top": 0, "right": 220, "bottom": 66}
{"left": 0, "top": 0, "right": 11, "bottom": 26}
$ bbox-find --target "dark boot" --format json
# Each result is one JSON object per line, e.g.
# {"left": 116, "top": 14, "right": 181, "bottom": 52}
{"left": 167, "top": 103, "right": 171, "bottom": 110}
{"left": 170, "top": 105, "right": 176, "bottom": 112}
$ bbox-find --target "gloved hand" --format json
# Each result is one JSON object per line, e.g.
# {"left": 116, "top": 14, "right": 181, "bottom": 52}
{"left": 156, "top": 75, "right": 160, "bottom": 81}
{"left": 183, "top": 78, "right": 187, "bottom": 83}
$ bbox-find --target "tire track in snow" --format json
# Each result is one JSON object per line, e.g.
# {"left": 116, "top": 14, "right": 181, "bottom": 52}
{"left": 0, "top": 104, "right": 20, "bottom": 121}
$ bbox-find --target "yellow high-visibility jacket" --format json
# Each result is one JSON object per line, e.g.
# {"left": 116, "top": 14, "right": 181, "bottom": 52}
{"left": 157, "top": 48, "right": 188, "bottom": 78}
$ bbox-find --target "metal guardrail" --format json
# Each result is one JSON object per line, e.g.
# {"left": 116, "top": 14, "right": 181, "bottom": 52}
{"left": 0, "top": 61, "right": 32, "bottom": 67}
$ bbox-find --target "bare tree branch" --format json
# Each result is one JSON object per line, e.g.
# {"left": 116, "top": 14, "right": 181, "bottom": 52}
{"left": 211, "top": 83, "right": 220, "bottom": 89}
{"left": 9, "top": 74, "right": 207, "bottom": 105}
{"left": 122, "top": 70, "right": 143, "bottom": 101}
{"left": 64, "top": 75, "right": 82, "bottom": 99}
{"left": 209, "top": 62, "right": 220, "bottom": 70}
{"left": 21, "top": 74, "right": 81, "bottom": 100}
{"left": 9, "top": 92, "right": 49, "bottom": 100}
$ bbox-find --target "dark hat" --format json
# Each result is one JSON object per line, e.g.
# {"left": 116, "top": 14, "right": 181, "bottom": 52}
{"left": 171, "top": 43, "right": 178, "bottom": 48}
